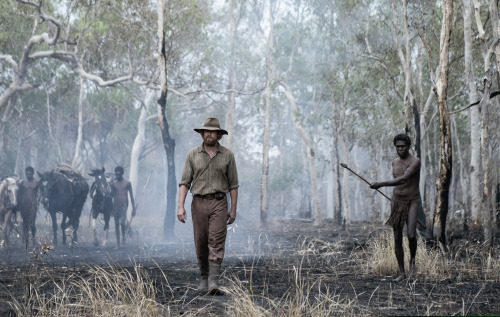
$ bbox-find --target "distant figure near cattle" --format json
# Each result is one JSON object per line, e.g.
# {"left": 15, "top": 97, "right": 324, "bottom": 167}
{"left": 110, "top": 166, "right": 136, "bottom": 247}
{"left": 370, "top": 134, "right": 421, "bottom": 282}
{"left": 0, "top": 177, "right": 19, "bottom": 247}
{"left": 89, "top": 167, "right": 113, "bottom": 247}
{"left": 17, "top": 166, "right": 40, "bottom": 247}
{"left": 38, "top": 164, "right": 89, "bottom": 246}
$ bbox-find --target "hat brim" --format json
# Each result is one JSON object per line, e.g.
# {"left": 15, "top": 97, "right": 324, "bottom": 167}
{"left": 194, "top": 127, "right": 228, "bottom": 135}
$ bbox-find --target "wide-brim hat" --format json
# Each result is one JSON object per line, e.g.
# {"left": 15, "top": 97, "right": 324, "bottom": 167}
{"left": 194, "top": 117, "right": 228, "bottom": 135}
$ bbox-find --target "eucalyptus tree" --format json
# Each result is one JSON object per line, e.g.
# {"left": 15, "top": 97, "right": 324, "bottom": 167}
{"left": 270, "top": 0, "right": 324, "bottom": 225}
{"left": 251, "top": 0, "right": 276, "bottom": 227}
{"left": 465, "top": 0, "right": 499, "bottom": 244}
{"left": 0, "top": 0, "right": 155, "bottom": 178}
{"left": 157, "top": 0, "right": 218, "bottom": 238}
{"left": 225, "top": 0, "right": 246, "bottom": 150}
{"left": 432, "top": 0, "right": 453, "bottom": 246}
{"left": 0, "top": 0, "right": 134, "bottom": 111}
{"left": 461, "top": 0, "right": 482, "bottom": 230}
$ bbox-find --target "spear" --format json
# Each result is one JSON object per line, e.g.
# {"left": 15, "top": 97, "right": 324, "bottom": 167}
{"left": 340, "top": 162, "right": 426, "bottom": 229}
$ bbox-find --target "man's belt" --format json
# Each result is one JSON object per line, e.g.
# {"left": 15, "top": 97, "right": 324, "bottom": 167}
{"left": 195, "top": 192, "right": 226, "bottom": 200}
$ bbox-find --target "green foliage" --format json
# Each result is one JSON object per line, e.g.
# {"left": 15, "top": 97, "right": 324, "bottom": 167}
{"left": 0, "top": 1, "right": 35, "bottom": 56}
{"left": 0, "top": 0, "right": 498, "bottom": 223}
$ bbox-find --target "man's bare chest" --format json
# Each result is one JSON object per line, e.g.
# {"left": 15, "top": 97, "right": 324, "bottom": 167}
{"left": 393, "top": 161, "right": 411, "bottom": 177}
{"left": 23, "top": 180, "right": 38, "bottom": 191}
{"left": 113, "top": 181, "right": 129, "bottom": 193}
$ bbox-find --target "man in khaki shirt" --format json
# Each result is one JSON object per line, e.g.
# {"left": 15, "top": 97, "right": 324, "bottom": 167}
{"left": 177, "top": 117, "right": 239, "bottom": 294}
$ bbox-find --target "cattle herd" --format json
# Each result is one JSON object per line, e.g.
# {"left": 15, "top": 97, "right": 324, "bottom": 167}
{"left": 0, "top": 164, "right": 122, "bottom": 248}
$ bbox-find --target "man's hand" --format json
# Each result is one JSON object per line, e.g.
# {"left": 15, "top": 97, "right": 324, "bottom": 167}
{"left": 227, "top": 209, "right": 236, "bottom": 225}
{"left": 177, "top": 207, "right": 187, "bottom": 223}
{"left": 370, "top": 182, "right": 381, "bottom": 190}
{"left": 132, "top": 207, "right": 137, "bottom": 217}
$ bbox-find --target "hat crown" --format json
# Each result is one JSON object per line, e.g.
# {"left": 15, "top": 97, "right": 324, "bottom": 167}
{"left": 204, "top": 117, "right": 221, "bottom": 128}
{"left": 194, "top": 117, "right": 228, "bottom": 135}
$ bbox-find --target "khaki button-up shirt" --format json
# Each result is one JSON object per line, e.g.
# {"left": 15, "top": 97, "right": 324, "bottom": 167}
{"left": 179, "top": 143, "right": 239, "bottom": 195}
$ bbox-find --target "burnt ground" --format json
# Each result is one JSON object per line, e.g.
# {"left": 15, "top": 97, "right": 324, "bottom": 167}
{"left": 0, "top": 217, "right": 500, "bottom": 316}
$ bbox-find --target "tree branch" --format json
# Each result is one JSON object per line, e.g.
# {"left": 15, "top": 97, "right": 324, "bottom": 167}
{"left": 0, "top": 55, "right": 19, "bottom": 70}
{"left": 450, "top": 90, "right": 500, "bottom": 114}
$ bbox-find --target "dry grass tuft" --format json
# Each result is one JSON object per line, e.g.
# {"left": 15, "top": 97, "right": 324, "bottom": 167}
{"left": 222, "top": 265, "right": 366, "bottom": 317}
{"left": 6, "top": 224, "right": 500, "bottom": 316}
{"left": 359, "top": 231, "right": 450, "bottom": 277}
{"left": 359, "top": 230, "right": 500, "bottom": 282}
{"left": 9, "top": 264, "right": 171, "bottom": 317}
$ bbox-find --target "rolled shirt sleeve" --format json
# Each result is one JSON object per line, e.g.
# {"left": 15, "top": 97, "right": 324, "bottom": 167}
{"left": 179, "top": 150, "right": 194, "bottom": 190}
{"left": 227, "top": 152, "right": 239, "bottom": 191}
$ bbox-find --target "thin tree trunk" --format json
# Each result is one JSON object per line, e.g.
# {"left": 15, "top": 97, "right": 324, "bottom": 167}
{"left": 278, "top": 110, "right": 285, "bottom": 217}
{"left": 260, "top": 82, "right": 271, "bottom": 227}
{"left": 226, "top": 0, "right": 238, "bottom": 150}
{"left": 482, "top": 0, "right": 500, "bottom": 244}
{"left": 451, "top": 117, "right": 467, "bottom": 209}
{"left": 72, "top": 76, "right": 84, "bottom": 169}
{"left": 480, "top": 67, "right": 494, "bottom": 244}
{"left": 432, "top": 0, "right": 453, "bottom": 246}
{"left": 464, "top": 0, "right": 482, "bottom": 226}
{"left": 340, "top": 151, "right": 350, "bottom": 225}
{"left": 331, "top": 64, "right": 342, "bottom": 225}
{"left": 331, "top": 62, "right": 351, "bottom": 225}
{"left": 391, "top": 0, "right": 414, "bottom": 134}
{"left": 158, "top": 0, "right": 176, "bottom": 240}
{"left": 260, "top": 0, "right": 274, "bottom": 228}
{"left": 332, "top": 133, "right": 342, "bottom": 225}
{"left": 14, "top": 123, "right": 24, "bottom": 176}
{"left": 130, "top": 89, "right": 155, "bottom": 196}
{"left": 44, "top": 84, "right": 63, "bottom": 162}
{"left": 281, "top": 82, "right": 322, "bottom": 226}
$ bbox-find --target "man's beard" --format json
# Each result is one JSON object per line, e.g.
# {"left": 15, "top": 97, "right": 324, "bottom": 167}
{"left": 203, "top": 135, "right": 217, "bottom": 146}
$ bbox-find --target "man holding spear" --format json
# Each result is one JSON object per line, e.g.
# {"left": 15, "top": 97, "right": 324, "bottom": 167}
{"left": 370, "top": 134, "right": 421, "bottom": 282}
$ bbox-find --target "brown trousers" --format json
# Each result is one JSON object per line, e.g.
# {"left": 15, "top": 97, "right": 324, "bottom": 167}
{"left": 191, "top": 196, "right": 228, "bottom": 276}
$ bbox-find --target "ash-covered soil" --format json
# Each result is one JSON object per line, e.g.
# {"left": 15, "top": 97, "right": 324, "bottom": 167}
{"left": 0, "top": 218, "right": 499, "bottom": 316}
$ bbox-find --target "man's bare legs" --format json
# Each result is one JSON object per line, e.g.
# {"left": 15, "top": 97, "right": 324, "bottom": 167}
{"left": 407, "top": 200, "right": 419, "bottom": 278}
{"left": 392, "top": 224, "right": 405, "bottom": 281}
{"left": 392, "top": 200, "right": 419, "bottom": 282}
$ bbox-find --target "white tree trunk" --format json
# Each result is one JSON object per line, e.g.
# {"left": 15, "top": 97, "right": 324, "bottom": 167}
{"left": 72, "top": 76, "right": 84, "bottom": 169}
{"left": 44, "top": 84, "right": 63, "bottom": 162}
{"left": 391, "top": 0, "right": 414, "bottom": 133}
{"left": 259, "top": 0, "right": 274, "bottom": 227}
{"left": 432, "top": 0, "right": 453, "bottom": 244}
{"left": 464, "top": 0, "right": 482, "bottom": 225}
{"left": 479, "top": 66, "right": 493, "bottom": 242}
{"left": 340, "top": 138, "right": 351, "bottom": 225}
{"left": 281, "top": 82, "right": 322, "bottom": 226}
{"left": 226, "top": 0, "right": 237, "bottom": 150}
{"left": 129, "top": 89, "right": 156, "bottom": 198}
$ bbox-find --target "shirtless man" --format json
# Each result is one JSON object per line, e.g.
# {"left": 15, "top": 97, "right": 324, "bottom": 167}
{"left": 371, "top": 134, "right": 421, "bottom": 281}
{"left": 18, "top": 166, "right": 40, "bottom": 246}
{"left": 110, "top": 166, "right": 136, "bottom": 246}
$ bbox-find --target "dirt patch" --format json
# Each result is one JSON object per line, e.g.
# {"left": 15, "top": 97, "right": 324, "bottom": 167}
{"left": 0, "top": 219, "right": 499, "bottom": 316}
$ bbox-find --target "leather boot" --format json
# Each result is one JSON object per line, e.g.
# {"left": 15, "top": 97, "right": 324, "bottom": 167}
{"left": 208, "top": 262, "right": 221, "bottom": 294}
{"left": 197, "top": 275, "right": 208, "bottom": 292}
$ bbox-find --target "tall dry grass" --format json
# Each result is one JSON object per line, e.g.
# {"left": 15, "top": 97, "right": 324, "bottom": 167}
{"left": 358, "top": 230, "right": 500, "bottom": 282}
{"left": 6, "top": 228, "right": 500, "bottom": 316}
{"left": 222, "top": 265, "right": 366, "bottom": 317}
{"left": 9, "top": 264, "right": 172, "bottom": 317}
